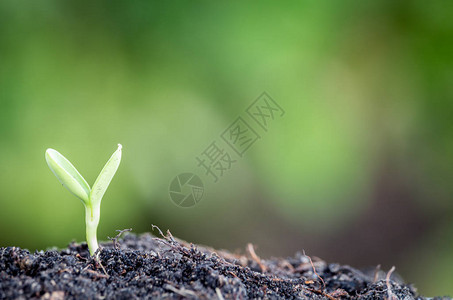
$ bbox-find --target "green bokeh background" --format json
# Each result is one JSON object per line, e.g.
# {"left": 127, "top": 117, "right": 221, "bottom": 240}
{"left": 1, "top": 1, "right": 452, "bottom": 296}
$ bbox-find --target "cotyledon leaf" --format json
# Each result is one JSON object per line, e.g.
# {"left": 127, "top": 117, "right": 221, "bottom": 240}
{"left": 90, "top": 144, "right": 122, "bottom": 206}
{"left": 45, "top": 148, "right": 91, "bottom": 204}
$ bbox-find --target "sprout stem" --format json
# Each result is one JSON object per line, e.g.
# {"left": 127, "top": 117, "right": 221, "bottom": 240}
{"left": 85, "top": 204, "right": 100, "bottom": 256}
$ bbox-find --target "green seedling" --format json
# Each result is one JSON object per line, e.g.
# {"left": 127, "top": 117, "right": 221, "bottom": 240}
{"left": 45, "top": 144, "right": 122, "bottom": 256}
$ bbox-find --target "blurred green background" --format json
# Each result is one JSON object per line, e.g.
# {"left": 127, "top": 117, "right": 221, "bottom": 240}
{"left": 1, "top": 0, "right": 452, "bottom": 296}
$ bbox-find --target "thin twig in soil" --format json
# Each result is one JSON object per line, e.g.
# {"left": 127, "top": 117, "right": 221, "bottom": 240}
{"left": 151, "top": 224, "right": 165, "bottom": 238}
{"left": 152, "top": 231, "right": 200, "bottom": 261}
{"left": 373, "top": 264, "right": 381, "bottom": 283}
{"left": 75, "top": 253, "right": 87, "bottom": 261}
{"left": 228, "top": 271, "right": 238, "bottom": 278}
{"left": 303, "top": 250, "right": 325, "bottom": 290}
{"left": 96, "top": 259, "right": 108, "bottom": 277}
{"left": 84, "top": 269, "right": 109, "bottom": 279}
{"left": 108, "top": 228, "right": 132, "bottom": 249}
{"left": 294, "top": 261, "right": 324, "bottom": 272}
{"left": 279, "top": 259, "right": 295, "bottom": 272}
{"left": 246, "top": 243, "right": 267, "bottom": 273}
{"left": 152, "top": 237, "right": 172, "bottom": 248}
{"left": 306, "top": 288, "right": 338, "bottom": 300}
{"left": 165, "top": 229, "right": 176, "bottom": 243}
{"left": 152, "top": 225, "right": 179, "bottom": 247}
{"left": 329, "top": 289, "right": 348, "bottom": 298}
{"left": 386, "top": 266, "right": 397, "bottom": 300}
{"left": 151, "top": 225, "right": 178, "bottom": 250}
{"left": 164, "top": 284, "right": 199, "bottom": 298}
{"left": 215, "top": 288, "right": 225, "bottom": 300}
{"left": 91, "top": 247, "right": 109, "bottom": 277}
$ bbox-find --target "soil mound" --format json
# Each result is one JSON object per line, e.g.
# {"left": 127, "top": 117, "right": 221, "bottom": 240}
{"left": 0, "top": 231, "right": 449, "bottom": 299}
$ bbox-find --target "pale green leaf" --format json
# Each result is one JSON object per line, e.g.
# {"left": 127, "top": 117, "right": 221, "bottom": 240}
{"left": 90, "top": 144, "right": 122, "bottom": 206}
{"left": 45, "top": 148, "right": 91, "bottom": 204}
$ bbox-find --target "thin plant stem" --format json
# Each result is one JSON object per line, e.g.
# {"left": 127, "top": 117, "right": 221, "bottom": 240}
{"left": 85, "top": 204, "right": 100, "bottom": 256}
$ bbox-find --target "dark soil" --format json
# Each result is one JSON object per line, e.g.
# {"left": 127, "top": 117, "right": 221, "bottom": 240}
{"left": 0, "top": 229, "right": 450, "bottom": 299}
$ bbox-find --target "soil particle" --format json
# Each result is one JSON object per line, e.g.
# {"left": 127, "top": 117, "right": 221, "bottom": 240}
{"left": 0, "top": 231, "right": 450, "bottom": 299}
